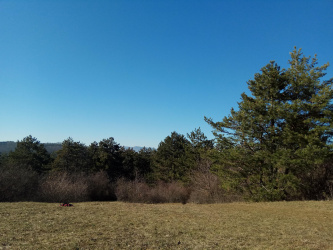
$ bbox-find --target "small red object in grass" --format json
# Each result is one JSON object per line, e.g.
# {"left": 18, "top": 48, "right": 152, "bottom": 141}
{"left": 60, "top": 203, "right": 73, "bottom": 207}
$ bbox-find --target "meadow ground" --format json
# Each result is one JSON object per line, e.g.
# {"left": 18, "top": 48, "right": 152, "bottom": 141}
{"left": 0, "top": 201, "right": 332, "bottom": 249}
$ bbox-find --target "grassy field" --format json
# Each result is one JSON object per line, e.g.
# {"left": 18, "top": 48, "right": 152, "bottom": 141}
{"left": 0, "top": 201, "right": 332, "bottom": 249}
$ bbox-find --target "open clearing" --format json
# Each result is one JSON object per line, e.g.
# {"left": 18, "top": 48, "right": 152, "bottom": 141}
{"left": 0, "top": 201, "right": 332, "bottom": 249}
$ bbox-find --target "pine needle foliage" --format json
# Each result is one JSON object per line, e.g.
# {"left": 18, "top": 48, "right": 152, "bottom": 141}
{"left": 205, "top": 48, "right": 333, "bottom": 201}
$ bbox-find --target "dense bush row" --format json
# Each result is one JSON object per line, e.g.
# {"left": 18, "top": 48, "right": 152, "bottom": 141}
{"left": 0, "top": 168, "right": 115, "bottom": 203}
{"left": 0, "top": 165, "right": 241, "bottom": 203}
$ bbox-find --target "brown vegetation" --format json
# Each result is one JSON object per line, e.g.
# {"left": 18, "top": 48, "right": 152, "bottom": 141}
{"left": 1, "top": 161, "right": 242, "bottom": 204}
{"left": 38, "top": 171, "right": 116, "bottom": 203}
{"left": 115, "top": 179, "right": 190, "bottom": 204}
{"left": 0, "top": 201, "right": 332, "bottom": 249}
{"left": 0, "top": 164, "right": 39, "bottom": 202}
{"left": 189, "top": 161, "right": 242, "bottom": 203}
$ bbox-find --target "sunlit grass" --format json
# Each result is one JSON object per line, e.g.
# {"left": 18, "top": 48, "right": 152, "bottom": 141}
{"left": 1, "top": 201, "right": 332, "bottom": 249}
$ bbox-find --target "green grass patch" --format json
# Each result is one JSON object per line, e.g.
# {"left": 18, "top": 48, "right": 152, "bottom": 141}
{"left": 1, "top": 201, "right": 333, "bottom": 249}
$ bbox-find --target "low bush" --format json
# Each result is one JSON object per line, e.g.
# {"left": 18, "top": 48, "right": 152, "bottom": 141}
{"left": 38, "top": 172, "right": 89, "bottom": 203}
{"left": 296, "top": 162, "right": 333, "bottom": 200}
{"left": 87, "top": 171, "right": 116, "bottom": 201}
{"left": 0, "top": 164, "right": 39, "bottom": 201}
{"left": 0, "top": 162, "right": 242, "bottom": 204}
{"left": 188, "top": 161, "right": 243, "bottom": 203}
{"left": 115, "top": 179, "right": 190, "bottom": 203}
{"left": 38, "top": 171, "right": 116, "bottom": 203}
{"left": 115, "top": 178, "right": 150, "bottom": 203}
{"left": 148, "top": 181, "right": 190, "bottom": 204}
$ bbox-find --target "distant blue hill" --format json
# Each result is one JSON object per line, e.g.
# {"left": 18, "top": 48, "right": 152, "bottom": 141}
{"left": 0, "top": 141, "right": 147, "bottom": 154}
{"left": 0, "top": 141, "right": 62, "bottom": 154}
{"left": 0, "top": 141, "right": 17, "bottom": 153}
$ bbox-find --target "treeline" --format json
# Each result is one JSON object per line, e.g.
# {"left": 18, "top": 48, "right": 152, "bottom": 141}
{"left": 1, "top": 48, "right": 333, "bottom": 203}
{"left": 0, "top": 130, "right": 236, "bottom": 203}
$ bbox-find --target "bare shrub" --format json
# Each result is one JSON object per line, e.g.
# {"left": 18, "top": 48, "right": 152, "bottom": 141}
{"left": 115, "top": 178, "right": 150, "bottom": 203}
{"left": 39, "top": 172, "right": 89, "bottom": 203}
{"left": 189, "top": 160, "right": 243, "bottom": 203}
{"left": 322, "top": 162, "right": 333, "bottom": 200}
{"left": 0, "top": 164, "right": 39, "bottom": 201}
{"left": 149, "top": 181, "right": 190, "bottom": 204}
{"left": 116, "top": 179, "right": 190, "bottom": 204}
{"left": 87, "top": 171, "right": 116, "bottom": 201}
{"left": 299, "top": 162, "right": 333, "bottom": 200}
{"left": 327, "top": 180, "right": 333, "bottom": 200}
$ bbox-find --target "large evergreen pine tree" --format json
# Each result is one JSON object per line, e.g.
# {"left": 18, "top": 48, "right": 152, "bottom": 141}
{"left": 205, "top": 48, "right": 333, "bottom": 201}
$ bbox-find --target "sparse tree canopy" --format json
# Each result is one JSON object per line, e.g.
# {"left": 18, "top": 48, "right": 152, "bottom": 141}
{"left": 205, "top": 48, "right": 333, "bottom": 201}
{"left": 187, "top": 127, "right": 214, "bottom": 150}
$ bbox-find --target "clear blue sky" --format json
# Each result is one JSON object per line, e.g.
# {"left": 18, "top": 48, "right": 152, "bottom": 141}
{"left": 1, "top": 0, "right": 332, "bottom": 148}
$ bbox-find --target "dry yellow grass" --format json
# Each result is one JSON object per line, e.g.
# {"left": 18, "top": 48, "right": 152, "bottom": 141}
{"left": 0, "top": 201, "right": 332, "bottom": 249}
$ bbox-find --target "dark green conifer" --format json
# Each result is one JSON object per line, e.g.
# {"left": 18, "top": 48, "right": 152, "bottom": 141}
{"left": 9, "top": 135, "right": 51, "bottom": 173}
{"left": 205, "top": 48, "right": 333, "bottom": 201}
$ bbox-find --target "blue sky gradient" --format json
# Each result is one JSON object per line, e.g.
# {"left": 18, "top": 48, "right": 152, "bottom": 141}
{"left": 1, "top": 0, "right": 332, "bottom": 147}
